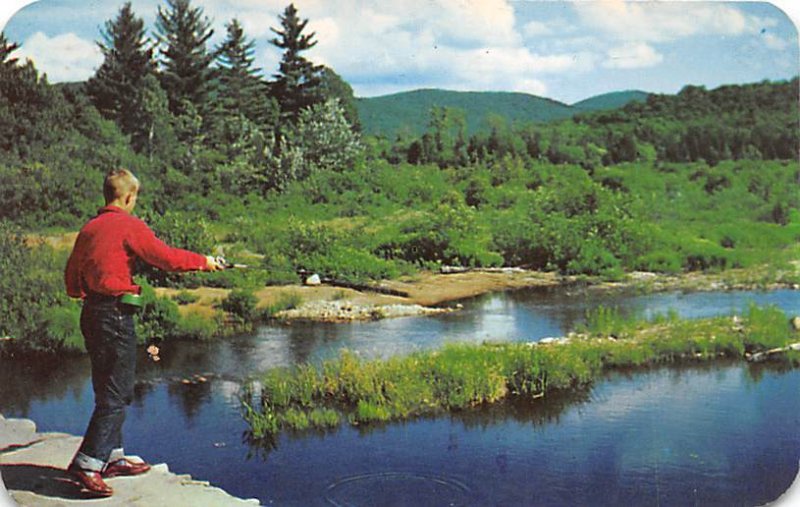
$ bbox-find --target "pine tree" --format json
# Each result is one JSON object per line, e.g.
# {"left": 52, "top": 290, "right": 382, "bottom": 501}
{"left": 155, "top": 0, "right": 215, "bottom": 118}
{"left": 86, "top": 2, "right": 156, "bottom": 150}
{"left": 216, "top": 18, "right": 275, "bottom": 127}
{"left": 0, "top": 32, "right": 21, "bottom": 99}
{"left": 0, "top": 32, "right": 20, "bottom": 72}
{"left": 270, "top": 3, "right": 324, "bottom": 123}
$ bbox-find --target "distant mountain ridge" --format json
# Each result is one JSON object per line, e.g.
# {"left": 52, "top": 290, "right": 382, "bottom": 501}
{"left": 571, "top": 90, "right": 651, "bottom": 112}
{"left": 356, "top": 88, "right": 649, "bottom": 137}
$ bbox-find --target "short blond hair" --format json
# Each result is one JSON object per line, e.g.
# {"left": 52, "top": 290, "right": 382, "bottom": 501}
{"left": 103, "top": 169, "right": 140, "bottom": 203}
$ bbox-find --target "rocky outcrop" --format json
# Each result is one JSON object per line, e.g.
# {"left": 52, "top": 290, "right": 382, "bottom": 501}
{"left": 276, "top": 300, "right": 454, "bottom": 322}
{"left": 0, "top": 414, "right": 259, "bottom": 506}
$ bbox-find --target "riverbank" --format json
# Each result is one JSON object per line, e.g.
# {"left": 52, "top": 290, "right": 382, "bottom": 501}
{"left": 156, "top": 264, "right": 799, "bottom": 323}
{"left": 0, "top": 415, "right": 260, "bottom": 506}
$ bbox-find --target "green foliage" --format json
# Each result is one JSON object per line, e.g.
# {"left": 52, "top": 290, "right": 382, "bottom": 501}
{"left": 357, "top": 89, "right": 576, "bottom": 138}
{"left": 174, "top": 309, "right": 219, "bottom": 340}
{"left": 173, "top": 290, "right": 199, "bottom": 305}
{"left": 260, "top": 293, "right": 303, "bottom": 319}
{"left": 86, "top": 2, "right": 157, "bottom": 150}
{"left": 244, "top": 307, "right": 798, "bottom": 439}
{"left": 38, "top": 303, "right": 85, "bottom": 353}
{"left": 319, "top": 67, "right": 361, "bottom": 131}
{"left": 745, "top": 304, "right": 792, "bottom": 350}
{"left": 214, "top": 18, "right": 276, "bottom": 129}
{"left": 155, "top": 0, "right": 216, "bottom": 119}
{"left": 138, "top": 210, "right": 215, "bottom": 287}
{"left": 270, "top": 3, "right": 324, "bottom": 123}
{"left": 580, "top": 305, "right": 639, "bottom": 337}
{"left": 221, "top": 289, "right": 258, "bottom": 323}
{"left": 0, "top": 222, "right": 72, "bottom": 354}
{"left": 134, "top": 282, "right": 182, "bottom": 344}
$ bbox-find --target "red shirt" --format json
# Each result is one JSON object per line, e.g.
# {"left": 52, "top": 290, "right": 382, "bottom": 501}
{"left": 65, "top": 206, "right": 208, "bottom": 298}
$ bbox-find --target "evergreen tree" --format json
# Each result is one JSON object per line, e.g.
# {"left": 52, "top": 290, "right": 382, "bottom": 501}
{"left": 155, "top": 0, "right": 215, "bottom": 118}
{"left": 0, "top": 32, "right": 19, "bottom": 74}
{"left": 270, "top": 3, "right": 324, "bottom": 123}
{"left": 319, "top": 66, "right": 360, "bottom": 131}
{"left": 216, "top": 18, "right": 275, "bottom": 127}
{"left": 86, "top": 2, "right": 156, "bottom": 151}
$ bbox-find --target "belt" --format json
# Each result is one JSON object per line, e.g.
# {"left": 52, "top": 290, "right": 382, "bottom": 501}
{"left": 85, "top": 293, "right": 143, "bottom": 307}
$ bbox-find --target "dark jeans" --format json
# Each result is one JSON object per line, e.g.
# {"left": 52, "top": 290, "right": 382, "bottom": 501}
{"left": 72, "top": 296, "right": 137, "bottom": 471}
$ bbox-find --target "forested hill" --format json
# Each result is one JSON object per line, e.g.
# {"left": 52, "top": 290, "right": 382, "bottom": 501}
{"left": 356, "top": 88, "right": 649, "bottom": 137}
{"left": 571, "top": 90, "right": 650, "bottom": 112}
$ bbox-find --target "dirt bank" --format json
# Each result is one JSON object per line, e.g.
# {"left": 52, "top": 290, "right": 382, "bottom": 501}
{"left": 156, "top": 265, "right": 798, "bottom": 324}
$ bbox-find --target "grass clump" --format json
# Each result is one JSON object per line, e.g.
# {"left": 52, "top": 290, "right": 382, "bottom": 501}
{"left": 242, "top": 305, "right": 799, "bottom": 440}
{"left": 261, "top": 293, "right": 304, "bottom": 319}
{"left": 173, "top": 290, "right": 200, "bottom": 305}
{"left": 174, "top": 310, "right": 220, "bottom": 341}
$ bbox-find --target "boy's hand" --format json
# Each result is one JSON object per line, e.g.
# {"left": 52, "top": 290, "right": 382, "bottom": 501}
{"left": 205, "top": 255, "right": 224, "bottom": 271}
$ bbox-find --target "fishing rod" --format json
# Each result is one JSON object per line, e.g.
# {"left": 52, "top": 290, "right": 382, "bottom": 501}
{"left": 214, "top": 256, "right": 250, "bottom": 269}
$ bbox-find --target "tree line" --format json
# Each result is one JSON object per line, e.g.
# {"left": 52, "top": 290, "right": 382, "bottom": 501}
{"left": 0, "top": 1, "right": 362, "bottom": 226}
{"left": 371, "top": 79, "right": 798, "bottom": 170}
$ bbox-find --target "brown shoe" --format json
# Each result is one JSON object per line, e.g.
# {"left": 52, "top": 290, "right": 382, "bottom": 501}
{"left": 67, "top": 464, "right": 114, "bottom": 497}
{"left": 102, "top": 457, "right": 151, "bottom": 478}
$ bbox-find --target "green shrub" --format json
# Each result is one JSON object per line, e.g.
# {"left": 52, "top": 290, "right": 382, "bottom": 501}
{"left": 635, "top": 250, "right": 683, "bottom": 274}
{"left": 0, "top": 223, "right": 72, "bottom": 354}
{"left": 138, "top": 211, "right": 216, "bottom": 287}
{"left": 173, "top": 290, "right": 199, "bottom": 305}
{"left": 134, "top": 282, "right": 182, "bottom": 344}
{"left": 745, "top": 304, "right": 791, "bottom": 350}
{"left": 39, "top": 303, "right": 85, "bottom": 353}
{"left": 260, "top": 293, "right": 303, "bottom": 319}
{"left": 222, "top": 289, "right": 259, "bottom": 323}
{"left": 175, "top": 310, "right": 220, "bottom": 340}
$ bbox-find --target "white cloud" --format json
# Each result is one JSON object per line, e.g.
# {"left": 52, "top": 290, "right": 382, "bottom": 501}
{"left": 603, "top": 42, "right": 663, "bottom": 69}
{"left": 573, "top": 1, "right": 766, "bottom": 43}
{"left": 15, "top": 31, "right": 102, "bottom": 82}
{"left": 244, "top": 0, "right": 597, "bottom": 97}
{"left": 762, "top": 32, "right": 790, "bottom": 51}
{"left": 523, "top": 20, "right": 553, "bottom": 38}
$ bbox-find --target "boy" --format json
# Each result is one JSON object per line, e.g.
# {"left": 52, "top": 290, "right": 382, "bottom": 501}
{"left": 64, "top": 168, "right": 223, "bottom": 496}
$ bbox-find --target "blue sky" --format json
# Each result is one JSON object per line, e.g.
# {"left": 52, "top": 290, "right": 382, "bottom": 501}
{"left": 1, "top": 0, "right": 797, "bottom": 104}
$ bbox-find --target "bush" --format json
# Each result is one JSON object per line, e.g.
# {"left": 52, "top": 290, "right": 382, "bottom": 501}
{"left": 745, "top": 304, "right": 791, "bottom": 350}
{"left": 260, "top": 293, "right": 303, "bottom": 319}
{"left": 38, "top": 303, "right": 85, "bottom": 353}
{"left": 138, "top": 211, "right": 216, "bottom": 287}
{"left": 175, "top": 310, "right": 220, "bottom": 340}
{"left": 134, "top": 282, "right": 182, "bottom": 345}
{"left": 173, "top": 290, "right": 199, "bottom": 305}
{"left": 635, "top": 250, "right": 683, "bottom": 274}
{"left": 222, "top": 289, "right": 259, "bottom": 323}
{"left": 0, "top": 222, "right": 70, "bottom": 354}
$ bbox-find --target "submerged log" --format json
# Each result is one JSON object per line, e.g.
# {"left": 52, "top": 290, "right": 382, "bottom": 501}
{"left": 745, "top": 342, "right": 800, "bottom": 362}
{"left": 296, "top": 269, "right": 410, "bottom": 297}
{"left": 320, "top": 278, "right": 410, "bottom": 297}
{"left": 440, "top": 265, "right": 527, "bottom": 274}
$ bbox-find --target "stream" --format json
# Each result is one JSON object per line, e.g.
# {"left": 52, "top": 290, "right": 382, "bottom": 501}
{"left": 1, "top": 287, "right": 798, "bottom": 506}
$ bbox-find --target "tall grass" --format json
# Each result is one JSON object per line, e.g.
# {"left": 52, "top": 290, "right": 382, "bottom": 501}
{"left": 242, "top": 305, "right": 798, "bottom": 439}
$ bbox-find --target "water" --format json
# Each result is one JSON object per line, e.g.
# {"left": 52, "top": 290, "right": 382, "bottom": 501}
{"left": 1, "top": 288, "right": 798, "bottom": 505}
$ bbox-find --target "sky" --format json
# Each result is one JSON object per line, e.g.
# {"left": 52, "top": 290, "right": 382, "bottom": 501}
{"left": 0, "top": 0, "right": 797, "bottom": 104}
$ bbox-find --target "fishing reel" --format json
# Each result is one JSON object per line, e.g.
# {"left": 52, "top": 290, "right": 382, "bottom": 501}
{"left": 214, "top": 256, "right": 249, "bottom": 270}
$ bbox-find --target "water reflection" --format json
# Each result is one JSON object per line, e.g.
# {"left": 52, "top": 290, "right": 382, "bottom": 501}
{"left": 1, "top": 288, "right": 797, "bottom": 505}
{"left": 244, "top": 362, "right": 799, "bottom": 507}
{"left": 0, "top": 355, "right": 89, "bottom": 415}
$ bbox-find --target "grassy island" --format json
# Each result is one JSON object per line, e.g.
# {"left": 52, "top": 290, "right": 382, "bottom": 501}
{"left": 242, "top": 304, "right": 799, "bottom": 439}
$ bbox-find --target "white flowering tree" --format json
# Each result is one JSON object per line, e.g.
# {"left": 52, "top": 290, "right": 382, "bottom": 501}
{"left": 263, "top": 98, "right": 363, "bottom": 190}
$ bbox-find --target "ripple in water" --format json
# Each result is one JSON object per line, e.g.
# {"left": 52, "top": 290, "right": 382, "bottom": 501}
{"left": 325, "top": 471, "right": 473, "bottom": 506}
